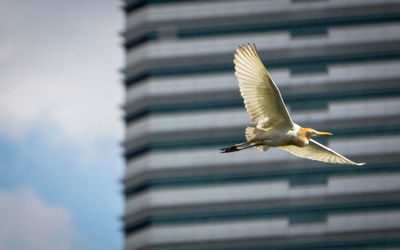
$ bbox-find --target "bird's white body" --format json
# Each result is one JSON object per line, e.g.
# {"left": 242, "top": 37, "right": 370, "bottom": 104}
{"left": 221, "top": 44, "right": 365, "bottom": 166}
{"left": 257, "top": 129, "right": 290, "bottom": 147}
{"left": 246, "top": 123, "right": 304, "bottom": 148}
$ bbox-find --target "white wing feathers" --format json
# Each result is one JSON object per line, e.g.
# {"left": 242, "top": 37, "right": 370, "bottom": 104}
{"left": 279, "top": 139, "right": 365, "bottom": 166}
{"left": 234, "top": 43, "right": 293, "bottom": 129}
{"left": 232, "top": 43, "right": 364, "bottom": 166}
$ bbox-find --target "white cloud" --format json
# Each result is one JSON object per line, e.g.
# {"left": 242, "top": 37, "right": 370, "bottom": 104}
{"left": 0, "top": 1, "right": 124, "bottom": 151}
{"left": 0, "top": 187, "right": 87, "bottom": 250}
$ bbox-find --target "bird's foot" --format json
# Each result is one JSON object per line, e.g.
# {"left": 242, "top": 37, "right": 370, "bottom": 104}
{"left": 220, "top": 145, "right": 239, "bottom": 153}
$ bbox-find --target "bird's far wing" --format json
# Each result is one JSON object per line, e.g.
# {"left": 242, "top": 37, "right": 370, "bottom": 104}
{"left": 279, "top": 139, "right": 365, "bottom": 166}
{"left": 234, "top": 43, "right": 293, "bottom": 129}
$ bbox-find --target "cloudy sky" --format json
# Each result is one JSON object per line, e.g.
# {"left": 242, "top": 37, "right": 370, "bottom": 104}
{"left": 0, "top": 0, "right": 124, "bottom": 249}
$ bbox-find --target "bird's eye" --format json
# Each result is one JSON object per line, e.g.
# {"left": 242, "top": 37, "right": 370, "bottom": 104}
{"left": 308, "top": 131, "right": 317, "bottom": 136}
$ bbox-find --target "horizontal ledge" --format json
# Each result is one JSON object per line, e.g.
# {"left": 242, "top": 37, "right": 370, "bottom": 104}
{"left": 123, "top": 78, "right": 400, "bottom": 124}
{"left": 123, "top": 42, "right": 400, "bottom": 88}
{"left": 123, "top": 1, "right": 400, "bottom": 44}
{"left": 123, "top": 120, "right": 400, "bottom": 161}
{"left": 122, "top": 193, "right": 400, "bottom": 234}
{"left": 122, "top": 154, "right": 400, "bottom": 198}
{"left": 123, "top": 134, "right": 400, "bottom": 180}
{"left": 125, "top": 228, "right": 400, "bottom": 249}
{"left": 124, "top": 210, "right": 400, "bottom": 248}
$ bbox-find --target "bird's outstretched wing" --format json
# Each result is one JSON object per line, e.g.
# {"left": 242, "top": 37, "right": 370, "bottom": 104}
{"left": 234, "top": 43, "right": 293, "bottom": 129}
{"left": 279, "top": 139, "right": 365, "bottom": 165}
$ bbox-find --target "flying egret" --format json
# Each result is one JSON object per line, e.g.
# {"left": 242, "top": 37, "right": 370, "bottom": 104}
{"left": 220, "top": 43, "right": 365, "bottom": 166}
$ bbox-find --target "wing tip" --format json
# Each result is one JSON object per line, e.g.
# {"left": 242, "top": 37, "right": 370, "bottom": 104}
{"left": 355, "top": 162, "right": 366, "bottom": 166}
{"left": 236, "top": 43, "right": 257, "bottom": 53}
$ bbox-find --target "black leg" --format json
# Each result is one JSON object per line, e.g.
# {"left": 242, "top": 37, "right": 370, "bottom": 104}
{"left": 220, "top": 142, "right": 261, "bottom": 153}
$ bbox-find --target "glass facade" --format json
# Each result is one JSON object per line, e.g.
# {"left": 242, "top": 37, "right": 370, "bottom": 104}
{"left": 122, "top": 0, "right": 400, "bottom": 249}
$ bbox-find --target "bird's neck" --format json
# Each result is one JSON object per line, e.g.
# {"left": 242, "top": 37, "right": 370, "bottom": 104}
{"left": 296, "top": 127, "right": 310, "bottom": 146}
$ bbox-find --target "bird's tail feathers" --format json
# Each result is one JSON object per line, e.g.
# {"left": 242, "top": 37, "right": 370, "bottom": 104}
{"left": 245, "top": 126, "right": 264, "bottom": 141}
{"left": 254, "top": 145, "right": 270, "bottom": 152}
{"left": 246, "top": 127, "right": 270, "bottom": 152}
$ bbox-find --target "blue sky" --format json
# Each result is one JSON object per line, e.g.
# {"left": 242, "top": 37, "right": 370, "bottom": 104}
{"left": 0, "top": 0, "right": 124, "bottom": 249}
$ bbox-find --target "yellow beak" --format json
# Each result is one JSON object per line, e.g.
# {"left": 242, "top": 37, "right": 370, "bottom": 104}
{"left": 316, "top": 131, "right": 333, "bottom": 136}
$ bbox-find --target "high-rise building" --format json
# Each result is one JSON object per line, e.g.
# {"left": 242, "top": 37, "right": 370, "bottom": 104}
{"left": 121, "top": 0, "right": 400, "bottom": 249}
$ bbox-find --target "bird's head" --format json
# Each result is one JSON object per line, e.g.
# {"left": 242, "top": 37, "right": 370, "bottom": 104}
{"left": 304, "top": 128, "right": 333, "bottom": 139}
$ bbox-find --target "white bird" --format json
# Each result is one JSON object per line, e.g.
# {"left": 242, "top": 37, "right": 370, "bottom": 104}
{"left": 220, "top": 44, "right": 365, "bottom": 166}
